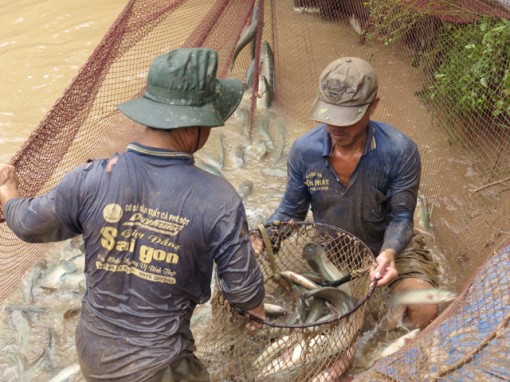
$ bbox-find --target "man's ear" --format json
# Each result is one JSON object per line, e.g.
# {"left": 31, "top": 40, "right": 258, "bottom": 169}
{"left": 368, "top": 97, "right": 380, "bottom": 116}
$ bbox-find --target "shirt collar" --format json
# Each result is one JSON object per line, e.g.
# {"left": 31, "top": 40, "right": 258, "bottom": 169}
{"left": 321, "top": 122, "right": 377, "bottom": 157}
{"left": 127, "top": 142, "right": 194, "bottom": 161}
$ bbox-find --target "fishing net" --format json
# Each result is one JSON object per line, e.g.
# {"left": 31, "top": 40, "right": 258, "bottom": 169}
{"left": 195, "top": 221, "right": 376, "bottom": 381}
{"left": 0, "top": 0, "right": 509, "bottom": 380}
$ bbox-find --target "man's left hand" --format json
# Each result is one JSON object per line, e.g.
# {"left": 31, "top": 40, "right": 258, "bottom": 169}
{"left": 370, "top": 249, "right": 398, "bottom": 287}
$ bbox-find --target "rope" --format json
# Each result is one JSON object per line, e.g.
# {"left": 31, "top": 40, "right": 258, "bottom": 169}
{"left": 435, "top": 309, "right": 510, "bottom": 379}
{"left": 257, "top": 222, "right": 278, "bottom": 275}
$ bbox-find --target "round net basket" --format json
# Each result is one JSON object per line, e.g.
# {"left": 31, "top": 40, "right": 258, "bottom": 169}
{"left": 195, "top": 221, "right": 377, "bottom": 381}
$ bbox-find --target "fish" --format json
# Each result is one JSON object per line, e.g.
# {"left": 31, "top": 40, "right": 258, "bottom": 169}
{"left": 232, "top": 3, "right": 258, "bottom": 65}
{"left": 236, "top": 179, "right": 254, "bottom": 199}
{"left": 60, "top": 272, "right": 86, "bottom": 292}
{"left": 255, "top": 116, "right": 275, "bottom": 150}
{"left": 11, "top": 309, "right": 30, "bottom": 346}
{"left": 4, "top": 303, "right": 48, "bottom": 313}
{"left": 40, "top": 260, "right": 77, "bottom": 290}
{"left": 389, "top": 288, "right": 457, "bottom": 306}
{"left": 302, "top": 242, "right": 352, "bottom": 297}
{"left": 415, "top": 193, "right": 434, "bottom": 238}
{"left": 348, "top": 14, "right": 364, "bottom": 35}
{"left": 22, "top": 259, "right": 46, "bottom": 303}
{"left": 218, "top": 133, "right": 226, "bottom": 168}
{"left": 196, "top": 159, "right": 223, "bottom": 177}
{"left": 304, "top": 296, "right": 328, "bottom": 324}
{"left": 235, "top": 107, "right": 250, "bottom": 139}
{"left": 47, "top": 363, "right": 82, "bottom": 382}
{"left": 263, "top": 303, "right": 287, "bottom": 317}
{"left": 252, "top": 335, "right": 295, "bottom": 370}
{"left": 260, "top": 41, "right": 274, "bottom": 91}
{"left": 254, "top": 42, "right": 275, "bottom": 110}
{"left": 256, "top": 335, "right": 329, "bottom": 378}
{"left": 245, "top": 141, "right": 269, "bottom": 161}
{"left": 302, "top": 287, "right": 354, "bottom": 317}
{"left": 286, "top": 283, "right": 308, "bottom": 325}
{"left": 279, "top": 270, "right": 319, "bottom": 290}
{"left": 380, "top": 329, "right": 421, "bottom": 357}
{"left": 245, "top": 58, "right": 255, "bottom": 88}
{"left": 256, "top": 75, "right": 274, "bottom": 110}
{"left": 232, "top": 144, "right": 246, "bottom": 169}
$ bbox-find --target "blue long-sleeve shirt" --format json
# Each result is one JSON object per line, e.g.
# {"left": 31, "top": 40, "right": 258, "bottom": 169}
{"left": 5, "top": 142, "right": 265, "bottom": 381}
{"left": 269, "top": 121, "right": 420, "bottom": 257}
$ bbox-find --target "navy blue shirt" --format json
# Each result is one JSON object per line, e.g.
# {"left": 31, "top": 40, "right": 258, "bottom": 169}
{"left": 6, "top": 143, "right": 265, "bottom": 381}
{"left": 269, "top": 121, "right": 420, "bottom": 256}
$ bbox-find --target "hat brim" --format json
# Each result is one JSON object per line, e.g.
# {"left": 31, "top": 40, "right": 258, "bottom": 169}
{"left": 116, "top": 78, "right": 244, "bottom": 129}
{"left": 309, "top": 97, "right": 370, "bottom": 127}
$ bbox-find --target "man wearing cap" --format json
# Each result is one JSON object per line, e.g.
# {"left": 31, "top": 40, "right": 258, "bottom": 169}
{"left": 0, "top": 48, "right": 265, "bottom": 381}
{"left": 262, "top": 57, "right": 439, "bottom": 331}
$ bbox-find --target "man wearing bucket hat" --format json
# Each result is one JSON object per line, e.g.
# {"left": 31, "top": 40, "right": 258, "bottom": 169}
{"left": 257, "top": 57, "right": 439, "bottom": 331}
{"left": 0, "top": 48, "right": 266, "bottom": 381}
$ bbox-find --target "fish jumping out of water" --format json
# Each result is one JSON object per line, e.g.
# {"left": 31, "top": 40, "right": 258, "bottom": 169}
{"left": 389, "top": 288, "right": 457, "bottom": 306}
{"left": 232, "top": 3, "right": 258, "bottom": 65}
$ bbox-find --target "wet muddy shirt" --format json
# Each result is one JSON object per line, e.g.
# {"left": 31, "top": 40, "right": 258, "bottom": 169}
{"left": 269, "top": 121, "right": 420, "bottom": 256}
{"left": 5, "top": 143, "right": 265, "bottom": 381}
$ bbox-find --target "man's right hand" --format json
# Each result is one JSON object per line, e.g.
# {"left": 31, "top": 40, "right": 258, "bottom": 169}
{"left": 0, "top": 164, "right": 20, "bottom": 207}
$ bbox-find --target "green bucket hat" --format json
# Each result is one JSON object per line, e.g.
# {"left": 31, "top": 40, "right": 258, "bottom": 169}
{"left": 117, "top": 48, "right": 244, "bottom": 129}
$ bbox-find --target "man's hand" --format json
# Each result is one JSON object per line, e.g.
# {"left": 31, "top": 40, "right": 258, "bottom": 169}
{"left": 0, "top": 164, "right": 20, "bottom": 207}
{"left": 245, "top": 302, "right": 266, "bottom": 332}
{"left": 370, "top": 249, "right": 398, "bottom": 287}
{"left": 250, "top": 232, "right": 264, "bottom": 256}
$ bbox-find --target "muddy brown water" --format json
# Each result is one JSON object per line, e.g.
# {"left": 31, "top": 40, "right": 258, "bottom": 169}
{"left": 1, "top": 2, "right": 507, "bottom": 381}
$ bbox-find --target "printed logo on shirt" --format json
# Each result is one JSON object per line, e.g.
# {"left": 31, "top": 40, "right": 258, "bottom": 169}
{"left": 97, "top": 203, "right": 190, "bottom": 284}
{"left": 304, "top": 171, "right": 330, "bottom": 192}
{"left": 103, "top": 203, "right": 123, "bottom": 223}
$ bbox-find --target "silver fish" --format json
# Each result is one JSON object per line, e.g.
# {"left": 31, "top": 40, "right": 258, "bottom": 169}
{"left": 48, "top": 363, "right": 82, "bottom": 382}
{"left": 304, "top": 296, "right": 328, "bottom": 324}
{"left": 40, "top": 260, "right": 76, "bottom": 290}
{"left": 256, "top": 116, "right": 275, "bottom": 150}
{"left": 22, "top": 259, "right": 46, "bottom": 303}
{"left": 245, "top": 58, "right": 256, "bottom": 88}
{"left": 380, "top": 329, "right": 421, "bottom": 357}
{"left": 263, "top": 303, "right": 287, "bottom": 317}
{"left": 4, "top": 303, "right": 48, "bottom": 313}
{"left": 256, "top": 335, "right": 329, "bottom": 378}
{"left": 232, "top": 144, "right": 246, "bottom": 169}
{"left": 279, "top": 270, "right": 319, "bottom": 290}
{"left": 260, "top": 41, "right": 274, "bottom": 91}
{"left": 232, "top": 3, "right": 258, "bottom": 65}
{"left": 302, "top": 242, "right": 352, "bottom": 297}
{"left": 60, "top": 272, "right": 86, "bottom": 292}
{"left": 302, "top": 287, "right": 354, "bottom": 317}
{"left": 256, "top": 75, "right": 274, "bottom": 110}
{"left": 245, "top": 141, "right": 268, "bottom": 161}
{"left": 236, "top": 179, "right": 254, "bottom": 199}
{"left": 415, "top": 193, "right": 434, "bottom": 238}
{"left": 196, "top": 159, "right": 223, "bottom": 177}
{"left": 11, "top": 309, "right": 30, "bottom": 345}
{"left": 389, "top": 288, "right": 457, "bottom": 306}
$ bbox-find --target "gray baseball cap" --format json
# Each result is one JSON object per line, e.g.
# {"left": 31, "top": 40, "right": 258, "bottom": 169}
{"left": 309, "top": 57, "right": 378, "bottom": 126}
{"left": 117, "top": 48, "right": 244, "bottom": 129}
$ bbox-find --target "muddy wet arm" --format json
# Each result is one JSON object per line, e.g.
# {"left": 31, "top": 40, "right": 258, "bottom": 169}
{"left": 381, "top": 143, "right": 421, "bottom": 255}
{"left": 4, "top": 168, "right": 83, "bottom": 243}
